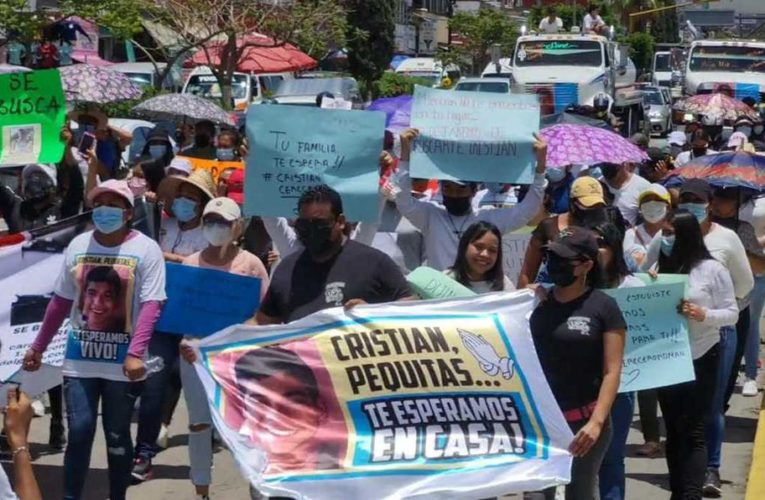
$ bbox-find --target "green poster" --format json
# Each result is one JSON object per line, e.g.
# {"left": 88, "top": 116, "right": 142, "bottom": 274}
{"left": 0, "top": 69, "right": 66, "bottom": 166}
{"left": 407, "top": 266, "right": 476, "bottom": 300}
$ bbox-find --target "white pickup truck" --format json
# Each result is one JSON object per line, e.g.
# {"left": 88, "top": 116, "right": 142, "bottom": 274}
{"left": 684, "top": 39, "right": 765, "bottom": 102}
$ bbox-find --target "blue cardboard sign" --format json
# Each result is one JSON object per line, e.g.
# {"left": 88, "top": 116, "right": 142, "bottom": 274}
{"left": 157, "top": 263, "right": 262, "bottom": 337}
{"left": 409, "top": 86, "right": 540, "bottom": 184}
{"left": 245, "top": 105, "right": 386, "bottom": 222}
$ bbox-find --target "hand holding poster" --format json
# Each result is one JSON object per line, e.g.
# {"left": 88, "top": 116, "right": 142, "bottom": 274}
{"left": 245, "top": 105, "right": 385, "bottom": 222}
{"left": 193, "top": 291, "right": 573, "bottom": 499}
{"left": 0, "top": 69, "right": 66, "bottom": 166}
{"left": 410, "top": 86, "right": 540, "bottom": 184}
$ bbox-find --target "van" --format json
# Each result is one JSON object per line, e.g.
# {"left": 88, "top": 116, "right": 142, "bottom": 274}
{"left": 394, "top": 57, "right": 459, "bottom": 87}
{"left": 110, "top": 62, "right": 176, "bottom": 90}
{"left": 182, "top": 66, "right": 293, "bottom": 110}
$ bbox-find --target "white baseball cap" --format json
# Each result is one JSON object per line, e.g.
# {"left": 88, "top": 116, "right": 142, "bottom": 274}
{"left": 165, "top": 157, "right": 192, "bottom": 176}
{"left": 203, "top": 196, "right": 241, "bottom": 221}
{"left": 668, "top": 131, "right": 686, "bottom": 146}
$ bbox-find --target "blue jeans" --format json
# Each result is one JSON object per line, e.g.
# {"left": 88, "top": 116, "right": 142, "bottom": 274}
{"left": 746, "top": 275, "right": 765, "bottom": 379}
{"left": 135, "top": 333, "right": 181, "bottom": 460}
{"left": 599, "top": 392, "right": 635, "bottom": 500}
{"left": 705, "top": 326, "right": 737, "bottom": 469}
{"left": 180, "top": 354, "right": 213, "bottom": 486}
{"left": 63, "top": 376, "right": 143, "bottom": 500}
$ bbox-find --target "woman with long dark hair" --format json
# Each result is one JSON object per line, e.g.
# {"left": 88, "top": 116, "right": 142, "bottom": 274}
{"left": 656, "top": 210, "right": 738, "bottom": 499}
{"left": 446, "top": 221, "right": 513, "bottom": 293}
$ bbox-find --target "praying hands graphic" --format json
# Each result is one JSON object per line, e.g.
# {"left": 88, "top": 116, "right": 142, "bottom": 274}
{"left": 458, "top": 329, "right": 515, "bottom": 380}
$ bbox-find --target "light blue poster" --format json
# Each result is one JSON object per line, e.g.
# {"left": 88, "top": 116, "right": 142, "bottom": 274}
{"left": 409, "top": 86, "right": 540, "bottom": 184}
{"left": 605, "top": 278, "right": 695, "bottom": 393}
{"left": 245, "top": 105, "right": 386, "bottom": 222}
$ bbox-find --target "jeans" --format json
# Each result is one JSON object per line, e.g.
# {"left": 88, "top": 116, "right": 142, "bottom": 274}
{"left": 724, "top": 307, "right": 750, "bottom": 408}
{"left": 135, "top": 333, "right": 181, "bottom": 460}
{"left": 745, "top": 275, "right": 765, "bottom": 379}
{"left": 180, "top": 355, "right": 213, "bottom": 486}
{"left": 63, "top": 376, "right": 143, "bottom": 500}
{"left": 705, "top": 327, "right": 737, "bottom": 469}
{"left": 658, "top": 344, "right": 719, "bottom": 500}
{"left": 600, "top": 393, "right": 635, "bottom": 500}
{"left": 637, "top": 389, "right": 660, "bottom": 443}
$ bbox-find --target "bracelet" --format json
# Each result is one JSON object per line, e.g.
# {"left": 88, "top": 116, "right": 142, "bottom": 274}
{"left": 11, "top": 446, "right": 29, "bottom": 459}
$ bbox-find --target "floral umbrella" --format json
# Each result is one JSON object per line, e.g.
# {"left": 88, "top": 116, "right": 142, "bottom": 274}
{"left": 663, "top": 151, "right": 765, "bottom": 192}
{"left": 539, "top": 124, "right": 649, "bottom": 168}
{"left": 59, "top": 64, "right": 142, "bottom": 104}
{"left": 133, "top": 94, "right": 235, "bottom": 125}
{"left": 672, "top": 93, "right": 760, "bottom": 122}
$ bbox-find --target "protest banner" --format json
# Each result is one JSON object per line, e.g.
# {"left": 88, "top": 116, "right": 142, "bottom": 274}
{"left": 0, "top": 251, "right": 67, "bottom": 400}
{"left": 245, "top": 105, "right": 385, "bottom": 222}
{"left": 156, "top": 263, "right": 262, "bottom": 337}
{"left": 604, "top": 276, "right": 694, "bottom": 393}
{"left": 0, "top": 69, "right": 66, "bottom": 166}
{"left": 410, "top": 86, "right": 540, "bottom": 184}
{"left": 407, "top": 267, "right": 476, "bottom": 300}
{"left": 503, "top": 230, "right": 532, "bottom": 286}
{"left": 193, "top": 291, "right": 573, "bottom": 499}
{"left": 176, "top": 156, "right": 244, "bottom": 184}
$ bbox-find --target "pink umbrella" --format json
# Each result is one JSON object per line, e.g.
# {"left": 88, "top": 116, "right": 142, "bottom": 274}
{"left": 540, "top": 124, "right": 649, "bottom": 168}
{"left": 190, "top": 33, "right": 316, "bottom": 73}
{"left": 672, "top": 93, "right": 760, "bottom": 122}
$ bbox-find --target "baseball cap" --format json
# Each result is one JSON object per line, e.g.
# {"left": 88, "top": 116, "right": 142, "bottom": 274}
{"left": 546, "top": 226, "right": 599, "bottom": 262}
{"left": 226, "top": 169, "right": 245, "bottom": 205}
{"left": 22, "top": 163, "right": 57, "bottom": 187}
{"left": 570, "top": 176, "right": 605, "bottom": 207}
{"left": 165, "top": 157, "right": 192, "bottom": 176}
{"left": 668, "top": 131, "right": 686, "bottom": 147}
{"left": 679, "top": 178, "right": 712, "bottom": 203}
{"left": 203, "top": 196, "right": 241, "bottom": 221}
{"left": 727, "top": 131, "right": 748, "bottom": 150}
{"left": 630, "top": 133, "right": 649, "bottom": 149}
{"left": 87, "top": 179, "right": 135, "bottom": 207}
{"left": 638, "top": 183, "right": 671, "bottom": 205}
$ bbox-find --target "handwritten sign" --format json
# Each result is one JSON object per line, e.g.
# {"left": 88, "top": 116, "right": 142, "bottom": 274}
{"left": 176, "top": 156, "right": 243, "bottom": 183}
{"left": 157, "top": 263, "right": 262, "bottom": 337}
{"left": 409, "top": 86, "right": 540, "bottom": 184}
{"left": 407, "top": 266, "right": 476, "bottom": 299}
{"left": 245, "top": 105, "right": 385, "bottom": 222}
{"left": 0, "top": 69, "right": 66, "bottom": 166}
{"left": 503, "top": 230, "right": 532, "bottom": 286}
{"left": 604, "top": 276, "right": 694, "bottom": 393}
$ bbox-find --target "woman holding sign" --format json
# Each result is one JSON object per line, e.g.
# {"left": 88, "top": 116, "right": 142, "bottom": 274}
{"left": 655, "top": 210, "right": 738, "bottom": 499}
{"left": 180, "top": 197, "right": 270, "bottom": 500}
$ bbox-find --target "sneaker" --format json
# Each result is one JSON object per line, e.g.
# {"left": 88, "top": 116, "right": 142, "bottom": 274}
{"left": 131, "top": 458, "right": 153, "bottom": 483}
{"left": 742, "top": 378, "right": 759, "bottom": 397}
{"left": 48, "top": 422, "right": 66, "bottom": 451}
{"left": 156, "top": 424, "right": 169, "bottom": 449}
{"left": 703, "top": 468, "right": 722, "bottom": 498}
{"left": 636, "top": 441, "right": 662, "bottom": 458}
{"left": 31, "top": 399, "right": 45, "bottom": 417}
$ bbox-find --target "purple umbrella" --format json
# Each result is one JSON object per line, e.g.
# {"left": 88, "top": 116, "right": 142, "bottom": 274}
{"left": 540, "top": 124, "right": 649, "bottom": 168}
{"left": 59, "top": 64, "right": 143, "bottom": 104}
{"left": 367, "top": 95, "right": 412, "bottom": 134}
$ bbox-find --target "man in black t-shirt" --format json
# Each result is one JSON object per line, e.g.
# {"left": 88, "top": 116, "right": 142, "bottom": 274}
{"left": 255, "top": 185, "right": 412, "bottom": 324}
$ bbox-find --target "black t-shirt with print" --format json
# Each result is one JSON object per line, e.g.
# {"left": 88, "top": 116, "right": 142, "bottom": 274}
{"left": 530, "top": 288, "right": 626, "bottom": 412}
{"left": 260, "top": 240, "right": 411, "bottom": 323}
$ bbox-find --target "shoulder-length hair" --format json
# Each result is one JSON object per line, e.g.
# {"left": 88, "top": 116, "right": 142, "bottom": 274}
{"left": 658, "top": 210, "right": 713, "bottom": 274}
{"left": 451, "top": 221, "right": 505, "bottom": 291}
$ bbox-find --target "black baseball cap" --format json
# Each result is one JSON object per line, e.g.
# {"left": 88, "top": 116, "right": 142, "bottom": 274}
{"left": 546, "top": 226, "right": 599, "bottom": 262}
{"left": 679, "top": 178, "right": 712, "bottom": 202}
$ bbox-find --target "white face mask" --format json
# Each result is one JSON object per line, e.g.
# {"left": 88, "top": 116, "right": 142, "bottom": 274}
{"left": 640, "top": 201, "right": 668, "bottom": 224}
{"left": 203, "top": 222, "right": 232, "bottom": 247}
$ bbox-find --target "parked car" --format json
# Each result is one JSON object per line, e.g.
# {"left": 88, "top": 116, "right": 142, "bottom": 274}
{"left": 110, "top": 62, "right": 177, "bottom": 90}
{"left": 268, "top": 77, "right": 362, "bottom": 107}
{"left": 453, "top": 77, "right": 511, "bottom": 93}
{"left": 642, "top": 86, "right": 672, "bottom": 137}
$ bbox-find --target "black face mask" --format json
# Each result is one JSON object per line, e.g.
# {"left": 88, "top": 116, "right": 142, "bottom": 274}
{"left": 294, "top": 218, "right": 335, "bottom": 256}
{"left": 600, "top": 164, "right": 620, "bottom": 181}
{"left": 571, "top": 204, "right": 606, "bottom": 227}
{"left": 546, "top": 254, "right": 578, "bottom": 287}
{"left": 195, "top": 134, "right": 211, "bottom": 148}
{"left": 442, "top": 196, "right": 472, "bottom": 216}
{"left": 24, "top": 179, "right": 53, "bottom": 201}
{"left": 692, "top": 147, "right": 707, "bottom": 157}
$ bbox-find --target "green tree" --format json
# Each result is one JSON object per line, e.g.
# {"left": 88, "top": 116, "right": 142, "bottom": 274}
{"left": 0, "top": 0, "right": 50, "bottom": 65}
{"left": 346, "top": 0, "right": 395, "bottom": 100}
{"left": 376, "top": 72, "right": 433, "bottom": 97}
{"left": 624, "top": 31, "right": 654, "bottom": 73}
{"left": 438, "top": 9, "right": 517, "bottom": 75}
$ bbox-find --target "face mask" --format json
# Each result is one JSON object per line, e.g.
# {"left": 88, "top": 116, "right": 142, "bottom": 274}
{"left": 755, "top": 125, "right": 764, "bottom": 136}
{"left": 149, "top": 144, "right": 167, "bottom": 159}
{"left": 195, "top": 134, "right": 211, "bottom": 148}
{"left": 92, "top": 206, "right": 125, "bottom": 234}
{"left": 692, "top": 147, "right": 707, "bottom": 157}
{"left": 203, "top": 222, "right": 232, "bottom": 247}
{"left": 24, "top": 177, "right": 54, "bottom": 200}
{"left": 679, "top": 202, "right": 708, "bottom": 223}
{"left": 600, "top": 163, "right": 620, "bottom": 181}
{"left": 217, "top": 148, "right": 235, "bottom": 161}
{"left": 640, "top": 201, "right": 668, "bottom": 224}
{"left": 660, "top": 235, "right": 675, "bottom": 256}
{"left": 546, "top": 168, "right": 566, "bottom": 183}
{"left": 737, "top": 126, "right": 752, "bottom": 137}
{"left": 295, "top": 219, "right": 335, "bottom": 255}
{"left": 172, "top": 196, "right": 198, "bottom": 223}
{"left": 571, "top": 204, "right": 605, "bottom": 226}
{"left": 546, "top": 254, "right": 579, "bottom": 287}
{"left": 442, "top": 196, "right": 472, "bottom": 216}
{"left": 588, "top": 166, "right": 603, "bottom": 179}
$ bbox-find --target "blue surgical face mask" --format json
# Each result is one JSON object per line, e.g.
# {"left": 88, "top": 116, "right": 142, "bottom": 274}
{"left": 172, "top": 196, "right": 199, "bottom": 223}
{"left": 678, "top": 202, "right": 708, "bottom": 223}
{"left": 92, "top": 206, "right": 125, "bottom": 234}
{"left": 216, "top": 148, "right": 235, "bottom": 161}
{"left": 149, "top": 144, "right": 167, "bottom": 159}
{"left": 546, "top": 168, "right": 567, "bottom": 183}
{"left": 737, "top": 126, "right": 752, "bottom": 137}
{"left": 588, "top": 166, "right": 602, "bottom": 179}
{"left": 660, "top": 234, "right": 675, "bottom": 256}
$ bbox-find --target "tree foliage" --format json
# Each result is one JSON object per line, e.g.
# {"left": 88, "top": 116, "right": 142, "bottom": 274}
{"left": 59, "top": 0, "right": 147, "bottom": 41}
{"left": 437, "top": 9, "right": 518, "bottom": 75}
{"left": 346, "top": 0, "right": 395, "bottom": 100}
{"left": 624, "top": 32, "right": 654, "bottom": 74}
{"left": 0, "top": 0, "right": 51, "bottom": 64}
{"left": 376, "top": 72, "right": 434, "bottom": 98}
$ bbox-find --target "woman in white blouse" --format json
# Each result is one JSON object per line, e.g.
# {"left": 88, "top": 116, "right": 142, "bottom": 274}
{"left": 654, "top": 210, "right": 738, "bottom": 499}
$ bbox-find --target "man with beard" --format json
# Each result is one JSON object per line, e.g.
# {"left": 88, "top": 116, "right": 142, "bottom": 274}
{"left": 392, "top": 128, "right": 548, "bottom": 271}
